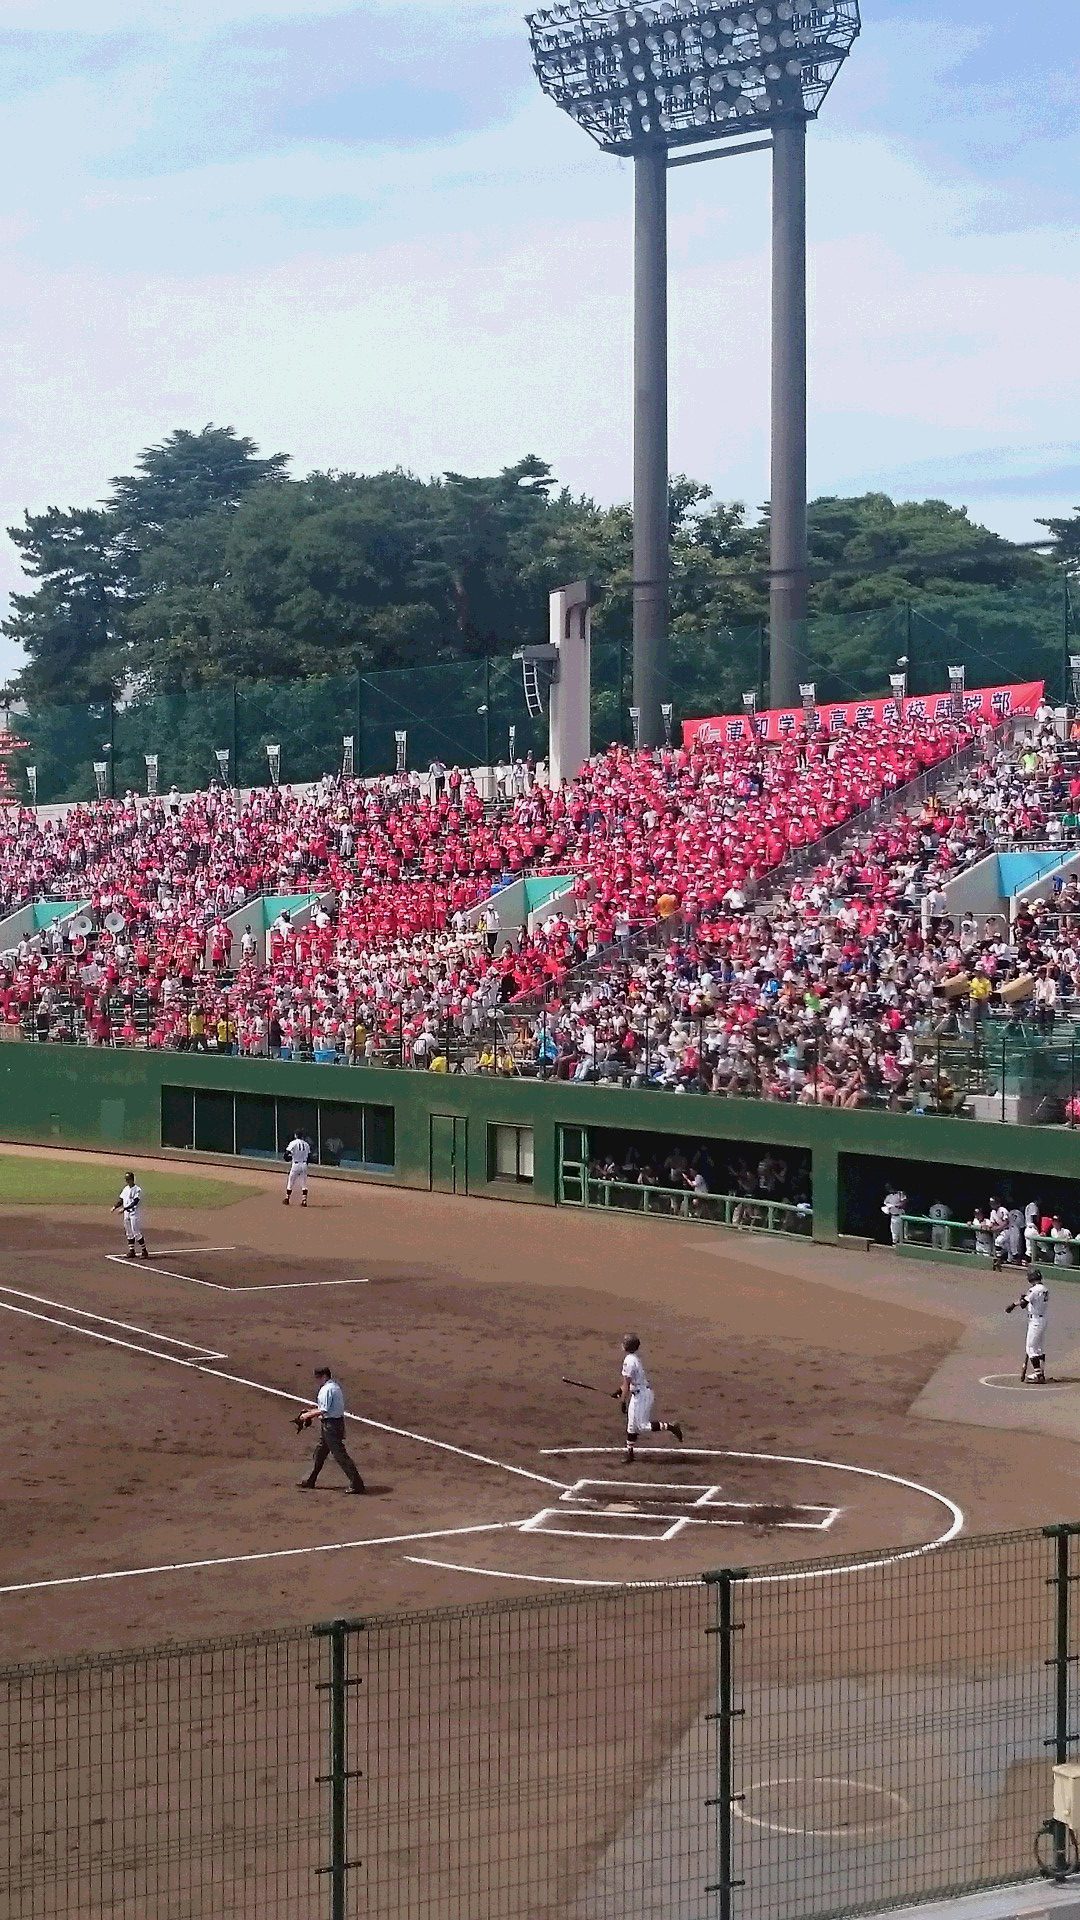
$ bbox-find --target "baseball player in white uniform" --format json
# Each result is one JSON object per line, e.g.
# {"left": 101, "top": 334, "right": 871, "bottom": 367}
{"left": 283, "top": 1133, "right": 312, "bottom": 1206}
{"left": 1007, "top": 1270, "right": 1049, "bottom": 1384}
{"left": 618, "top": 1335, "right": 683, "bottom": 1466}
{"left": 111, "top": 1172, "right": 149, "bottom": 1259}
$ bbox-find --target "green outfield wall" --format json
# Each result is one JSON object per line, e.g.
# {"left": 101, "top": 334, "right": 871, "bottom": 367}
{"left": 1, "top": 1042, "right": 1079, "bottom": 1243}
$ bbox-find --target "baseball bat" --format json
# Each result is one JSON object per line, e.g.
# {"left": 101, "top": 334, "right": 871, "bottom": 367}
{"left": 562, "top": 1376, "right": 620, "bottom": 1399}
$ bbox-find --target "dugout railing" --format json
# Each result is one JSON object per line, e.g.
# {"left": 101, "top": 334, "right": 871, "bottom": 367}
{"left": 558, "top": 1167, "right": 813, "bottom": 1236}
{"left": 898, "top": 1212, "right": 1080, "bottom": 1270}
{"left": 5, "top": 1523, "right": 1080, "bottom": 1920}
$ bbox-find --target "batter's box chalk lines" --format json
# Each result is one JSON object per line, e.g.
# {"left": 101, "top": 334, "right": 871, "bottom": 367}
{"left": 437, "top": 1445, "right": 966, "bottom": 1586}
{"left": 0, "top": 1522, "right": 522, "bottom": 1598}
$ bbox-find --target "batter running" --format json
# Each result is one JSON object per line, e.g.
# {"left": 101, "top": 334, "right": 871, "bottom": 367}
{"left": 618, "top": 1334, "right": 683, "bottom": 1466}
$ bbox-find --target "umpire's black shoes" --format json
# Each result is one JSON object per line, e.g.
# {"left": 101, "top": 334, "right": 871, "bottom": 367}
{"left": 297, "top": 1479, "right": 317, "bottom": 1490}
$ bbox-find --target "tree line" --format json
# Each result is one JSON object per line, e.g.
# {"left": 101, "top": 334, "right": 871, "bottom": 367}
{"left": 2, "top": 424, "right": 1076, "bottom": 790}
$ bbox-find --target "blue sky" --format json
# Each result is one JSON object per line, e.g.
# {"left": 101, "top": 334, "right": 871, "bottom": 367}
{"left": 0, "top": 0, "right": 1076, "bottom": 673}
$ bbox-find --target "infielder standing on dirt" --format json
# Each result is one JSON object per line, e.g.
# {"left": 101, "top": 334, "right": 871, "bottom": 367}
{"left": 282, "top": 1132, "right": 311, "bottom": 1207}
{"left": 111, "top": 1172, "right": 149, "bottom": 1259}
{"left": 618, "top": 1335, "right": 682, "bottom": 1466}
{"left": 1007, "top": 1269, "right": 1049, "bottom": 1385}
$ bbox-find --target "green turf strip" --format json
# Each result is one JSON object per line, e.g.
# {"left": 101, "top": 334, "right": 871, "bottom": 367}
{"left": 0, "top": 1156, "right": 254, "bottom": 1209}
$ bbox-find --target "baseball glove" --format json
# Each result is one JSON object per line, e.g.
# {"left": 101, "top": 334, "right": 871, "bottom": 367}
{"left": 293, "top": 1413, "right": 307, "bottom": 1433}
{"left": 1005, "top": 1302, "right": 1017, "bottom": 1314}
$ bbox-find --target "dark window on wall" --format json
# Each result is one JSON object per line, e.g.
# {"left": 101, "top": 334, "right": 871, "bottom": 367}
{"left": 838, "top": 1152, "right": 1080, "bottom": 1244}
{"left": 277, "top": 1099, "right": 320, "bottom": 1164}
{"left": 193, "top": 1089, "right": 235, "bottom": 1156}
{"left": 162, "top": 1087, "right": 194, "bottom": 1150}
{"left": 235, "top": 1093, "right": 277, "bottom": 1160}
{"left": 319, "top": 1103, "right": 364, "bottom": 1169}
{"left": 162, "top": 1088, "right": 395, "bottom": 1172}
{"left": 489, "top": 1124, "right": 534, "bottom": 1184}
{"left": 363, "top": 1105, "right": 395, "bottom": 1171}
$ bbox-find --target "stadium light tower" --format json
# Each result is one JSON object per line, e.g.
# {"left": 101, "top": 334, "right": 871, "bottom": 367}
{"left": 527, "top": 1, "right": 861, "bottom": 730}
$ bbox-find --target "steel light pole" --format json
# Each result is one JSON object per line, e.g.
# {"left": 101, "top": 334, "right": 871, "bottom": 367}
{"left": 527, "top": 1, "right": 861, "bottom": 730}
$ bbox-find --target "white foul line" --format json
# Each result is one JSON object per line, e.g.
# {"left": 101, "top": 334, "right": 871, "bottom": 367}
{"left": 0, "top": 1285, "right": 224, "bottom": 1357}
{"left": 0, "top": 1300, "right": 226, "bottom": 1365}
{"left": 0, "top": 1524, "right": 520, "bottom": 1598}
{"left": 348, "top": 1412, "right": 566, "bottom": 1489}
{"left": 3, "top": 1303, "right": 567, "bottom": 1508}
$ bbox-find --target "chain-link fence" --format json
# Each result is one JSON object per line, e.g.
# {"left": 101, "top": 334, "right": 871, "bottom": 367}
{"left": 3, "top": 1526, "right": 1080, "bottom": 1920}
{"left": 1, "top": 585, "right": 1070, "bottom": 804}
{"left": 8, "top": 662, "right": 553, "bottom": 808}
{"left": 725, "top": 1527, "right": 1075, "bottom": 1920}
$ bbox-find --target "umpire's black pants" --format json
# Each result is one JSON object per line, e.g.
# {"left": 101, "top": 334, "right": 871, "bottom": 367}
{"left": 306, "top": 1417, "right": 365, "bottom": 1492}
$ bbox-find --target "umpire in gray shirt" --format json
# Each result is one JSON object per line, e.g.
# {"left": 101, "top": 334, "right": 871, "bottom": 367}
{"left": 297, "top": 1368, "right": 366, "bottom": 1494}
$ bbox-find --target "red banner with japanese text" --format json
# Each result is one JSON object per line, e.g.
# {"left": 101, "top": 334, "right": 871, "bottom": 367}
{"left": 682, "top": 681, "right": 1045, "bottom": 749}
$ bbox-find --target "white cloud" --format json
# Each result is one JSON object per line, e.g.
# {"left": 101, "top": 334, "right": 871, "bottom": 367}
{"left": 1, "top": 0, "right": 524, "bottom": 32}
{"left": 0, "top": 3, "right": 1076, "bottom": 679}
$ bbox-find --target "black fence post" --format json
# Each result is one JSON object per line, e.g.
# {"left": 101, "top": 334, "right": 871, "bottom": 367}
{"left": 1043, "top": 1525, "right": 1080, "bottom": 1880}
{"left": 314, "top": 1617, "right": 364, "bottom": 1920}
{"left": 705, "top": 1568, "right": 745, "bottom": 1920}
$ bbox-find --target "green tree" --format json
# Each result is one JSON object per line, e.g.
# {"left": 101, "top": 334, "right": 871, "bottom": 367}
{"left": 4, "top": 426, "right": 289, "bottom": 701}
{"left": 797, "top": 495, "right": 1064, "bottom": 704}
{"left": 1039, "top": 508, "right": 1080, "bottom": 577}
{"left": 5, "top": 508, "right": 127, "bottom": 701}
{"left": 111, "top": 425, "right": 288, "bottom": 535}
{"left": 6, "top": 426, "right": 1075, "bottom": 797}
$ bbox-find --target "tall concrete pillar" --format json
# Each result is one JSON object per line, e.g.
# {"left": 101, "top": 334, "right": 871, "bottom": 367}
{"left": 769, "top": 115, "right": 809, "bottom": 711}
{"left": 633, "top": 148, "right": 669, "bottom": 749}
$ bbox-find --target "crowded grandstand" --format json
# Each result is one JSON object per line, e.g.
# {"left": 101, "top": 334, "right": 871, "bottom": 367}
{"left": 1, "top": 684, "right": 1077, "bottom": 1119}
